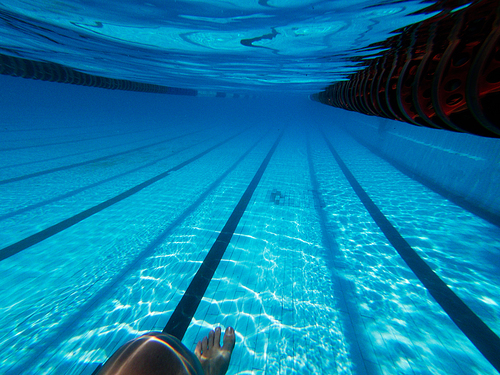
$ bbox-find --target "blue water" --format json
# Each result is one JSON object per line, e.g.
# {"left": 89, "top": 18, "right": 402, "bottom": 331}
{"left": 1, "top": 1, "right": 500, "bottom": 374}
{"left": 0, "top": 0, "right": 434, "bottom": 93}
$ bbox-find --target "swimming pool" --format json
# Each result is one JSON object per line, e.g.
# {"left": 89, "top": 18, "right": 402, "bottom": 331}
{"left": 1, "top": 77, "right": 499, "bottom": 374}
{"left": 1, "top": 0, "right": 500, "bottom": 374}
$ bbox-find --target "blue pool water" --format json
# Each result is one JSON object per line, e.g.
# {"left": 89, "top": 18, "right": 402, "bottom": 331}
{"left": 1, "top": 1, "right": 500, "bottom": 374}
{"left": 0, "top": 0, "right": 434, "bottom": 93}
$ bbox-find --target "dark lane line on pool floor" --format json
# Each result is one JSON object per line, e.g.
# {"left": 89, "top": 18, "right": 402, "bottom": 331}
{"left": 0, "top": 135, "right": 215, "bottom": 222}
{"left": 0, "top": 127, "right": 251, "bottom": 262}
{"left": 0, "top": 125, "right": 211, "bottom": 185}
{"left": 339, "top": 126, "right": 500, "bottom": 229}
{"left": 0, "top": 130, "right": 162, "bottom": 170}
{"left": 163, "top": 128, "right": 285, "bottom": 340}
{"left": 321, "top": 130, "right": 500, "bottom": 373}
{"left": 5, "top": 131, "right": 271, "bottom": 375}
{"left": 0, "top": 122, "right": 107, "bottom": 134}
{"left": 0, "top": 125, "right": 152, "bottom": 148}
{"left": 306, "top": 132, "right": 378, "bottom": 375}
{"left": 0, "top": 126, "right": 150, "bottom": 152}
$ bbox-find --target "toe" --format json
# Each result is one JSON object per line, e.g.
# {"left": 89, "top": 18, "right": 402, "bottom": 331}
{"left": 195, "top": 341, "right": 202, "bottom": 359}
{"left": 222, "top": 326, "right": 236, "bottom": 352}
{"left": 208, "top": 329, "right": 215, "bottom": 349}
{"left": 214, "top": 327, "right": 222, "bottom": 348}
{"left": 202, "top": 336, "right": 208, "bottom": 352}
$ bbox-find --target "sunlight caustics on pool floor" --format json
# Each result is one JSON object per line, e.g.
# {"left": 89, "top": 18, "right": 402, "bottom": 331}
{"left": 1, "top": 103, "right": 500, "bottom": 374}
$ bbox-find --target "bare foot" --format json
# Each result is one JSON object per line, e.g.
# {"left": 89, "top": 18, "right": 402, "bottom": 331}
{"left": 194, "top": 327, "right": 235, "bottom": 375}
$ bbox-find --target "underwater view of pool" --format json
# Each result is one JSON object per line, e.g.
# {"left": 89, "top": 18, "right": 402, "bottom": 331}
{"left": 1, "top": 1, "right": 500, "bottom": 374}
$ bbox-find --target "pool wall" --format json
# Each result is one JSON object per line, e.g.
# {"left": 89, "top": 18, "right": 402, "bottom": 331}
{"left": 325, "top": 108, "right": 500, "bottom": 221}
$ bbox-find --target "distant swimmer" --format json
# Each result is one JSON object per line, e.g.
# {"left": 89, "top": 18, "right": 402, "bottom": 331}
{"left": 96, "top": 326, "right": 236, "bottom": 375}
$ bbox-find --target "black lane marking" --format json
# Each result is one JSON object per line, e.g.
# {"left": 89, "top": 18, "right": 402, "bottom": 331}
{"left": 0, "top": 123, "right": 105, "bottom": 133}
{"left": 0, "top": 127, "right": 148, "bottom": 152}
{"left": 0, "top": 129, "right": 248, "bottom": 262}
{"left": 340, "top": 126, "right": 500, "bottom": 228}
{"left": 0, "top": 125, "right": 154, "bottom": 149}
{"left": 5, "top": 132, "right": 269, "bottom": 375}
{"left": 0, "top": 134, "right": 149, "bottom": 171}
{"left": 0, "top": 125, "right": 207, "bottom": 171}
{"left": 306, "top": 133, "right": 378, "bottom": 375}
{"left": 321, "top": 130, "right": 500, "bottom": 373}
{"left": 0, "top": 136, "right": 213, "bottom": 222}
{"left": 0, "top": 126, "right": 209, "bottom": 185}
{"left": 164, "top": 129, "right": 285, "bottom": 340}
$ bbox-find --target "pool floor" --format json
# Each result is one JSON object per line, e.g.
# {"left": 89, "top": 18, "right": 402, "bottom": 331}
{"left": 1, "top": 90, "right": 499, "bottom": 374}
